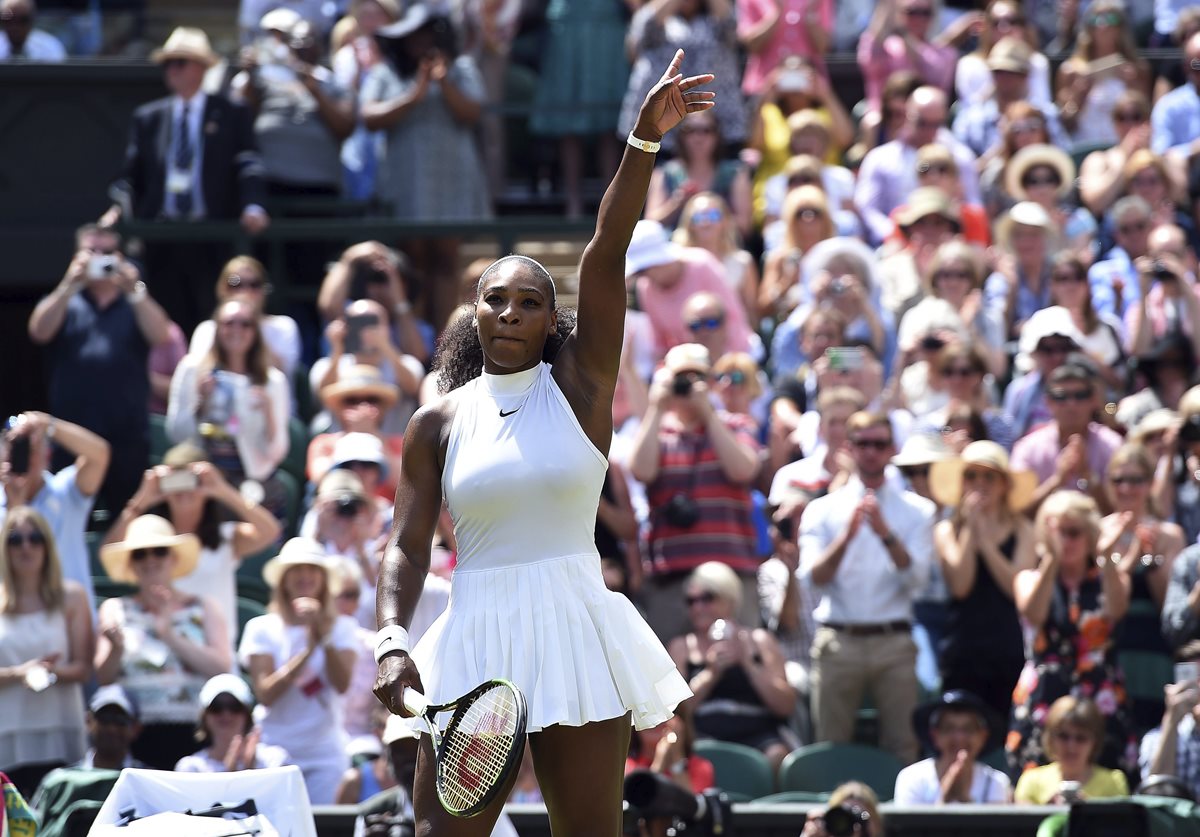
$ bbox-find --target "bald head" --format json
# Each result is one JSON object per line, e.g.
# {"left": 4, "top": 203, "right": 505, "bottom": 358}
{"left": 1149, "top": 224, "right": 1187, "bottom": 255}
{"left": 347, "top": 297, "right": 387, "bottom": 321}
{"left": 682, "top": 291, "right": 725, "bottom": 322}
{"left": 907, "top": 87, "right": 948, "bottom": 146}
{"left": 1, "top": 0, "right": 35, "bottom": 51}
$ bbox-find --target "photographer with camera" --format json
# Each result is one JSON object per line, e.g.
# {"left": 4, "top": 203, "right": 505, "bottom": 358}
{"left": 1139, "top": 641, "right": 1200, "bottom": 799}
{"left": 630, "top": 344, "right": 761, "bottom": 642}
{"left": 800, "top": 781, "right": 882, "bottom": 837}
{"left": 28, "top": 223, "right": 170, "bottom": 516}
{"left": 1124, "top": 224, "right": 1200, "bottom": 382}
{"left": 309, "top": 470, "right": 386, "bottom": 628}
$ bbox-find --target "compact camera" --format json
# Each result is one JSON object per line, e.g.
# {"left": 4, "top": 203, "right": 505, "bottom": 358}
{"left": 334, "top": 495, "right": 364, "bottom": 517}
{"left": 663, "top": 493, "right": 700, "bottom": 529}
{"left": 87, "top": 254, "right": 119, "bottom": 281}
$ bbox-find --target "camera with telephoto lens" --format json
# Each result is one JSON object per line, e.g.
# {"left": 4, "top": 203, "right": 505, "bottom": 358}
{"left": 334, "top": 495, "right": 363, "bottom": 518}
{"left": 622, "top": 769, "right": 732, "bottom": 837}
{"left": 821, "top": 801, "right": 873, "bottom": 837}
{"left": 663, "top": 493, "right": 700, "bottom": 528}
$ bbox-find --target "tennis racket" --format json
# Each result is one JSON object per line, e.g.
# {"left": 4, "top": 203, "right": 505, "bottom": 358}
{"left": 403, "top": 679, "right": 528, "bottom": 817}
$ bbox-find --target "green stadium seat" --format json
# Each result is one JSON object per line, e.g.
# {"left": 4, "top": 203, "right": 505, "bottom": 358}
{"left": 291, "top": 361, "right": 315, "bottom": 425}
{"left": 693, "top": 740, "right": 777, "bottom": 801}
{"left": 237, "top": 545, "right": 276, "bottom": 606}
{"left": 91, "top": 577, "right": 137, "bottom": 604}
{"left": 236, "top": 596, "right": 266, "bottom": 644}
{"left": 149, "top": 413, "right": 170, "bottom": 464}
{"left": 273, "top": 468, "right": 302, "bottom": 539}
{"left": 86, "top": 530, "right": 105, "bottom": 578}
{"left": 779, "top": 742, "right": 904, "bottom": 802}
{"left": 981, "top": 748, "right": 1010, "bottom": 775}
{"left": 1069, "top": 141, "right": 1111, "bottom": 172}
{"left": 281, "top": 415, "right": 310, "bottom": 486}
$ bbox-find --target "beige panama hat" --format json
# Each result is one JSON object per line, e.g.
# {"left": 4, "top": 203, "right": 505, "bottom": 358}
{"left": 930, "top": 440, "right": 1038, "bottom": 512}
{"left": 152, "top": 27, "right": 220, "bottom": 67}
{"left": 99, "top": 514, "right": 201, "bottom": 584}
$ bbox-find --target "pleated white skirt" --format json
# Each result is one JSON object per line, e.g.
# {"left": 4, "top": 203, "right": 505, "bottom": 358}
{"left": 411, "top": 553, "right": 691, "bottom": 732}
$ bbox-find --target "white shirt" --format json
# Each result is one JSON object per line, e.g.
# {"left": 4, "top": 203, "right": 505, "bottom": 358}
{"left": 799, "top": 477, "right": 934, "bottom": 624}
{"left": 893, "top": 757, "right": 1012, "bottom": 804}
{"left": 0, "top": 29, "right": 66, "bottom": 61}
{"left": 166, "top": 93, "right": 208, "bottom": 219}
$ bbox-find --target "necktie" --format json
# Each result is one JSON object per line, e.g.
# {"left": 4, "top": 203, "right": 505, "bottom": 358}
{"left": 175, "top": 103, "right": 194, "bottom": 215}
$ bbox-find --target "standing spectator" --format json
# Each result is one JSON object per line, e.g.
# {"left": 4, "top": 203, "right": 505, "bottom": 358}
{"left": 1126, "top": 224, "right": 1200, "bottom": 361}
{"left": 27, "top": 223, "right": 165, "bottom": 516}
{"left": 976, "top": 102, "right": 1052, "bottom": 219}
{"left": 0, "top": 0, "right": 64, "bottom": 60}
{"left": 890, "top": 145, "right": 990, "bottom": 248}
{"left": 101, "top": 27, "right": 270, "bottom": 334}
{"left": 95, "top": 515, "right": 232, "bottom": 769}
{"left": 856, "top": 0, "right": 957, "bottom": 111}
{"left": 174, "top": 673, "right": 289, "bottom": 772}
{"left": 619, "top": 0, "right": 747, "bottom": 155}
{"left": 455, "top": 0, "right": 520, "bottom": 204}
{"left": 0, "top": 508, "right": 90, "bottom": 797}
{"left": 1011, "top": 359, "right": 1124, "bottom": 514}
{"left": 738, "top": 0, "right": 832, "bottom": 97}
{"left": 307, "top": 470, "right": 385, "bottom": 628}
{"left": 983, "top": 201, "right": 1058, "bottom": 344}
{"left": 629, "top": 344, "right": 761, "bottom": 641}
{"left": 799, "top": 411, "right": 934, "bottom": 764}
{"left": 1005, "top": 146, "right": 1099, "bottom": 262}
{"left": 239, "top": 538, "right": 358, "bottom": 804}
{"left": 955, "top": 0, "right": 1052, "bottom": 109}
{"left": 530, "top": 0, "right": 629, "bottom": 219}
{"left": 1, "top": 412, "right": 109, "bottom": 615}
{"left": 876, "top": 189, "right": 963, "bottom": 322}
{"left": 1045, "top": 254, "right": 1126, "bottom": 394}
{"left": 1003, "top": 308, "right": 1084, "bottom": 439}
{"left": 363, "top": 6, "right": 489, "bottom": 333}
{"left": 1088, "top": 196, "right": 1156, "bottom": 321}
{"left": 1080, "top": 91, "right": 1154, "bottom": 217}
{"left": 307, "top": 424, "right": 400, "bottom": 509}
{"left": 1008, "top": 493, "right": 1135, "bottom": 776}
{"left": 1150, "top": 32, "right": 1200, "bottom": 159}
{"left": 675, "top": 193, "right": 759, "bottom": 318}
{"left": 1139, "top": 640, "right": 1200, "bottom": 795}
{"left": 918, "top": 343, "right": 1015, "bottom": 450}
{"left": 758, "top": 186, "right": 836, "bottom": 321}
{"left": 1014, "top": 695, "right": 1130, "bottom": 803}
{"left": 930, "top": 443, "right": 1037, "bottom": 723}
{"left": 769, "top": 387, "right": 865, "bottom": 507}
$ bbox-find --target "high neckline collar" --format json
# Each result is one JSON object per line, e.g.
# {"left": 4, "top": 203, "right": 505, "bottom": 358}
{"left": 480, "top": 363, "right": 541, "bottom": 395}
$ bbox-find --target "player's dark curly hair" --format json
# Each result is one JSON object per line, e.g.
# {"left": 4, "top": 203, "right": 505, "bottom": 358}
{"left": 433, "top": 304, "right": 577, "bottom": 394}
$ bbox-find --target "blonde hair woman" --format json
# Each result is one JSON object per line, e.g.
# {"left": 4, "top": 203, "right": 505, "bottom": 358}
{"left": 1013, "top": 696, "right": 1128, "bottom": 803}
{"left": 676, "top": 192, "right": 759, "bottom": 318}
{"left": 759, "top": 185, "right": 834, "bottom": 321}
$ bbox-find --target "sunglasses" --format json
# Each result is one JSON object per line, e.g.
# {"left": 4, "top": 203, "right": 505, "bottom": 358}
{"left": 93, "top": 712, "right": 135, "bottom": 728}
{"left": 1023, "top": 174, "right": 1062, "bottom": 188}
{"left": 163, "top": 58, "right": 193, "bottom": 70}
{"left": 789, "top": 174, "right": 819, "bottom": 187}
{"left": 1049, "top": 389, "right": 1094, "bottom": 403}
{"left": 685, "top": 591, "right": 716, "bottom": 607}
{"left": 208, "top": 698, "right": 248, "bottom": 715}
{"left": 1052, "top": 271, "right": 1086, "bottom": 284}
{"left": 1036, "top": 341, "right": 1076, "bottom": 355}
{"left": 218, "top": 318, "right": 255, "bottom": 329}
{"left": 1057, "top": 526, "right": 1087, "bottom": 540}
{"left": 963, "top": 469, "right": 999, "bottom": 484}
{"left": 851, "top": 438, "right": 891, "bottom": 451}
{"left": 1119, "top": 220, "right": 1150, "bottom": 235}
{"left": 1110, "top": 475, "right": 1148, "bottom": 486}
{"left": 341, "top": 459, "right": 381, "bottom": 470}
{"left": 795, "top": 208, "right": 824, "bottom": 222}
{"left": 918, "top": 161, "right": 952, "bottom": 175}
{"left": 1088, "top": 12, "right": 1121, "bottom": 26}
{"left": 934, "top": 269, "right": 972, "bottom": 282}
{"left": 130, "top": 546, "right": 172, "bottom": 562}
{"left": 1, "top": 13, "right": 32, "bottom": 24}
{"left": 717, "top": 370, "right": 747, "bottom": 385}
{"left": 903, "top": 6, "right": 933, "bottom": 16}
{"left": 1130, "top": 173, "right": 1163, "bottom": 189}
{"left": 941, "top": 365, "right": 978, "bottom": 378}
{"left": 227, "top": 274, "right": 267, "bottom": 290}
{"left": 900, "top": 465, "right": 931, "bottom": 478}
{"left": 1113, "top": 111, "right": 1145, "bottom": 124}
{"left": 914, "top": 118, "right": 944, "bottom": 131}
{"left": 6, "top": 531, "right": 45, "bottom": 548}
{"left": 1010, "top": 119, "right": 1043, "bottom": 134}
{"left": 682, "top": 125, "right": 716, "bottom": 136}
{"left": 337, "top": 589, "right": 362, "bottom": 599}
{"left": 990, "top": 14, "right": 1025, "bottom": 26}
{"left": 688, "top": 315, "right": 725, "bottom": 332}
{"left": 690, "top": 207, "right": 724, "bottom": 226}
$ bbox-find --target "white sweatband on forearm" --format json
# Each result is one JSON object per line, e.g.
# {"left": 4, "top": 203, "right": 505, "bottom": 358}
{"left": 374, "top": 624, "right": 411, "bottom": 664}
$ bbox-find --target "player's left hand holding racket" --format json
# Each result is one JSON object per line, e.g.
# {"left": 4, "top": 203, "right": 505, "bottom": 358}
{"left": 376, "top": 650, "right": 527, "bottom": 817}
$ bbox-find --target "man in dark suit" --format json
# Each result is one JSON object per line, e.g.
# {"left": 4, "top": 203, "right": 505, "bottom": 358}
{"left": 101, "top": 27, "right": 271, "bottom": 334}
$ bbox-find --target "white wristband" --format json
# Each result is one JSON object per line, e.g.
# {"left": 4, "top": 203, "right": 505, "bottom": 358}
{"left": 374, "top": 624, "right": 411, "bottom": 664}
{"left": 626, "top": 132, "right": 661, "bottom": 154}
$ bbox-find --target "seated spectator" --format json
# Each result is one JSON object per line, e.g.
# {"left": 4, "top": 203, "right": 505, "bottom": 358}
{"left": 1008, "top": 493, "right": 1135, "bottom": 776}
{"left": 189, "top": 257, "right": 303, "bottom": 376}
{"left": 675, "top": 193, "right": 760, "bottom": 319}
{"left": 784, "top": 346, "right": 893, "bottom": 459}
{"left": 712, "top": 353, "right": 765, "bottom": 430}
{"left": 856, "top": 0, "right": 956, "bottom": 111}
{"left": 0, "top": 508, "right": 90, "bottom": 796}
{"left": 624, "top": 704, "right": 714, "bottom": 793}
{"left": 978, "top": 101, "right": 1054, "bottom": 219}
{"left": 1116, "top": 151, "right": 1199, "bottom": 252}
{"left": 876, "top": 189, "right": 962, "bottom": 321}
{"left": 1088, "top": 195, "right": 1155, "bottom": 320}
{"left": 313, "top": 300, "right": 424, "bottom": 435}
{"left": 955, "top": 0, "right": 1052, "bottom": 109}
{"left": 1014, "top": 696, "right": 1130, "bottom": 803}
{"left": 328, "top": 562, "right": 382, "bottom": 744}
{"left": 1139, "top": 640, "right": 1200, "bottom": 796}
{"left": 74, "top": 685, "right": 145, "bottom": 770}
{"left": 1003, "top": 307, "right": 1086, "bottom": 439}
{"left": 983, "top": 201, "right": 1058, "bottom": 345}
{"left": 799, "top": 411, "right": 934, "bottom": 764}
{"left": 1161, "top": 387, "right": 1200, "bottom": 550}
{"left": 681, "top": 291, "right": 746, "bottom": 369}
{"left": 108, "top": 444, "right": 280, "bottom": 654}
{"left": 0, "top": 411, "right": 109, "bottom": 616}
{"left": 335, "top": 706, "right": 397, "bottom": 804}
{"left": 1080, "top": 91, "right": 1153, "bottom": 217}
{"left": 175, "top": 673, "right": 289, "bottom": 772}
{"left": 630, "top": 344, "right": 762, "bottom": 640}
{"left": 1011, "top": 358, "right": 1124, "bottom": 513}
{"left": 1119, "top": 333, "right": 1197, "bottom": 444}
{"left": 1046, "top": 254, "right": 1127, "bottom": 397}
{"left": 1149, "top": 32, "right": 1200, "bottom": 160}
{"left": 149, "top": 321, "right": 188, "bottom": 417}
{"left": 848, "top": 69, "right": 920, "bottom": 162}
{"left": 760, "top": 125, "right": 858, "bottom": 238}
{"left": 902, "top": 241, "right": 1004, "bottom": 370}
{"left": 894, "top": 690, "right": 1012, "bottom": 804}
{"left": 930, "top": 443, "right": 1036, "bottom": 722}
{"left": 168, "top": 299, "right": 291, "bottom": 488}
{"left": 891, "top": 299, "right": 967, "bottom": 422}
{"left": 1055, "top": 0, "right": 1149, "bottom": 147}
{"left": 888, "top": 145, "right": 989, "bottom": 248}
{"left": 626, "top": 221, "right": 754, "bottom": 359}
{"left": 317, "top": 241, "right": 433, "bottom": 365}
{"left": 918, "top": 343, "right": 1015, "bottom": 450}
{"left": 1126, "top": 224, "right": 1200, "bottom": 362}
{"left": 312, "top": 364, "right": 405, "bottom": 488}
{"left": 952, "top": 37, "right": 1067, "bottom": 160}
{"left": 801, "top": 781, "right": 884, "bottom": 837}
{"left": 766, "top": 311, "right": 849, "bottom": 470}
{"left": 1007, "top": 145, "right": 1099, "bottom": 263}
{"left": 239, "top": 538, "right": 358, "bottom": 804}
{"left": 645, "top": 110, "right": 752, "bottom": 237}
{"left": 0, "top": 0, "right": 64, "bottom": 60}
{"left": 759, "top": 186, "right": 836, "bottom": 321}
{"left": 95, "top": 515, "right": 231, "bottom": 769}
{"left": 667, "top": 562, "right": 796, "bottom": 772}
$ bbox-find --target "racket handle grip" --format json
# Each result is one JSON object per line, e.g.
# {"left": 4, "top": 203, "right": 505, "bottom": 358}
{"left": 402, "top": 687, "right": 430, "bottom": 716}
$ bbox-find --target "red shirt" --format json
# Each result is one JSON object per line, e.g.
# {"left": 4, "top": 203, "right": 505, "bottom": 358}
{"left": 625, "top": 754, "right": 716, "bottom": 793}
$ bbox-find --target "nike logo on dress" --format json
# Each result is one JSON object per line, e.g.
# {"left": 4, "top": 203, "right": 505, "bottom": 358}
{"left": 499, "top": 407, "right": 521, "bottom": 417}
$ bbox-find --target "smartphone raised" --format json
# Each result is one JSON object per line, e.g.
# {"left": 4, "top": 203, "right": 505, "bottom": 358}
{"left": 344, "top": 312, "right": 380, "bottom": 354}
{"left": 1175, "top": 661, "right": 1200, "bottom": 685}
{"left": 159, "top": 469, "right": 199, "bottom": 495}
{"left": 7, "top": 435, "right": 31, "bottom": 475}
{"left": 825, "top": 346, "right": 865, "bottom": 373}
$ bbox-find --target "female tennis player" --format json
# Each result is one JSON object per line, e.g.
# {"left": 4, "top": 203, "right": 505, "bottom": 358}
{"left": 374, "top": 50, "right": 712, "bottom": 836}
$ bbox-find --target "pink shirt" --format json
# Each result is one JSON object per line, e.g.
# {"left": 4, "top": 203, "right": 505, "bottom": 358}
{"left": 1010, "top": 421, "right": 1124, "bottom": 484}
{"left": 738, "top": 0, "right": 833, "bottom": 95}
{"left": 856, "top": 31, "right": 956, "bottom": 109}
{"left": 635, "top": 248, "right": 754, "bottom": 358}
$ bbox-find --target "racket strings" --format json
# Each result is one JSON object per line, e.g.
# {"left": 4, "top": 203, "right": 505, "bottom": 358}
{"left": 439, "top": 687, "right": 521, "bottom": 813}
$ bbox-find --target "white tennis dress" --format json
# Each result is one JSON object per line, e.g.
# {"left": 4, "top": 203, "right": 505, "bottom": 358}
{"left": 409, "top": 362, "right": 691, "bottom": 732}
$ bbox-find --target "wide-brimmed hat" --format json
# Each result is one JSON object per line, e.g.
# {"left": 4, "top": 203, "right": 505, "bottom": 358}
{"left": 891, "top": 433, "right": 954, "bottom": 468}
{"left": 987, "top": 36, "right": 1032, "bottom": 74}
{"left": 626, "top": 220, "right": 683, "bottom": 278}
{"left": 376, "top": 3, "right": 434, "bottom": 41}
{"left": 930, "top": 440, "right": 1038, "bottom": 511}
{"left": 320, "top": 364, "right": 400, "bottom": 411}
{"left": 996, "top": 201, "right": 1058, "bottom": 250}
{"left": 1006, "top": 144, "right": 1076, "bottom": 201}
{"left": 664, "top": 343, "right": 712, "bottom": 375}
{"left": 262, "top": 537, "right": 341, "bottom": 593}
{"left": 259, "top": 7, "right": 302, "bottom": 33}
{"left": 151, "top": 27, "right": 220, "bottom": 67}
{"left": 198, "top": 673, "right": 255, "bottom": 710}
{"left": 894, "top": 187, "right": 962, "bottom": 231}
{"left": 913, "top": 689, "right": 1002, "bottom": 753}
{"left": 99, "top": 515, "right": 200, "bottom": 584}
{"left": 330, "top": 432, "right": 388, "bottom": 475}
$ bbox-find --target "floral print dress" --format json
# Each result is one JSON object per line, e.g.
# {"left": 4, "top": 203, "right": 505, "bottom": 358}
{"left": 1006, "top": 567, "right": 1138, "bottom": 776}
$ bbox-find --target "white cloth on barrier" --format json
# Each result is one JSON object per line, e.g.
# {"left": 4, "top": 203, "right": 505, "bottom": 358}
{"left": 87, "top": 766, "right": 316, "bottom": 837}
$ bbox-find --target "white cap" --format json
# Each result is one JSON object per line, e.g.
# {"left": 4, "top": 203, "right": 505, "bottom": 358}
{"left": 199, "top": 673, "right": 255, "bottom": 710}
{"left": 625, "top": 220, "right": 681, "bottom": 278}
{"left": 330, "top": 432, "right": 388, "bottom": 475}
{"left": 1017, "top": 306, "right": 1086, "bottom": 361}
{"left": 260, "top": 7, "right": 303, "bottom": 33}
{"left": 382, "top": 714, "right": 422, "bottom": 744}
{"left": 89, "top": 684, "right": 139, "bottom": 718}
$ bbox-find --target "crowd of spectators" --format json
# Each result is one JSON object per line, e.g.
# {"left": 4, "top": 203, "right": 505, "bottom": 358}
{"left": 6, "top": 0, "right": 1200, "bottom": 828}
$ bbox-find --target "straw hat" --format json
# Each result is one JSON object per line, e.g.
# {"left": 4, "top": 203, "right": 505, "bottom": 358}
{"left": 930, "top": 440, "right": 1038, "bottom": 511}
{"left": 262, "top": 537, "right": 341, "bottom": 594}
{"left": 99, "top": 515, "right": 201, "bottom": 584}
{"left": 894, "top": 188, "right": 962, "bottom": 231}
{"left": 151, "top": 27, "right": 220, "bottom": 67}
{"left": 320, "top": 364, "right": 400, "bottom": 411}
{"left": 1006, "top": 144, "right": 1076, "bottom": 201}
{"left": 987, "top": 36, "right": 1032, "bottom": 74}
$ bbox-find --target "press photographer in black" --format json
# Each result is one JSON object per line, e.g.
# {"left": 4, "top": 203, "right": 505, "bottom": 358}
{"left": 800, "top": 781, "right": 881, "bottom": 837}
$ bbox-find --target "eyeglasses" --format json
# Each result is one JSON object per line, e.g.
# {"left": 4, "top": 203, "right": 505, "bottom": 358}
{"left": 941, "top": 365, "right": 978, "bottom": 378}
{"left": 851, "top": 438, "right": 891, "bottom": 451}
{"left": 1088, "top": 12, "right": 1121, "bottom": 26}
{"left": 1110, "top": 475, "right": 1148, "bottom": 486}
{"left": 130, "top": 546, "right": 172, "bottom": 562}
{"left": 900, "top": 465, "right": 931, "bottom": 479}
{"left": 795, "top": 208, "right": 824, "bottom": 222}
{"left": 717, "top": 370, "right": 747, "bottom": 385}
{"left": 207, "top": 698, "right": 248, "bottom": 715}
{"left": 690, "top": 207, "right": 724, "bottom": 226}
{"left": 902, "top": 6, "right": 933, "bottom": 16}
{"left": 1113, "top": 111, "right": 1146, "bottom": 124}
{"left": 918, "top": 162, "right": 952, "bottom": 175}
{"left": 1035, "top": 341, "right": 1076, "bottom": 356}
{"left": 218, "top": 318, "right": 255, "bottom": 329}
{"left": 963, "top": 469, "right": 999, "bottom": 485}
{"left": 345, "top": 396, "right": 382, "bottom": 407}
{"left": 685, "top": 591, "right": 716, "bottom": 607}
{"left": 688, "top": 315, "right": 725, "bottom": 332}
{"left": 5, "top": 531, "right": 45, "bottom": 548}
{"left": 227, "top": 274, "right": 267, "bottom": 291}
{"left": 1023, "top": 174, "right": 1062, "bottom": 188}
{"left": 1053, "top": 729, "right": 1092, "bottom": 744}
{"left": 1052, "top": 271, "right": 1086, "bottom": 284}
{"left": 1049, "top": 388, "right": 1094, "bottom": 403}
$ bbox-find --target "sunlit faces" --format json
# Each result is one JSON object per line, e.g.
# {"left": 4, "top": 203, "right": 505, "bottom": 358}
{"left": 475, "top": 262, "right": 557, "bottom": 369}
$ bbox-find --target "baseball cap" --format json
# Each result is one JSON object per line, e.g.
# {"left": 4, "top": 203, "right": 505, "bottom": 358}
{"left": 198, "top": 673, "right": 255, "bottom": 710}
{"left": 89, "top": 684, "right": 139, "bottom": 719}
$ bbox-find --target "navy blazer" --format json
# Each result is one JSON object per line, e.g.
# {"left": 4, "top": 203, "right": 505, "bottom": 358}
{"left": 111, "top": 93, "right": 266, "bottom": 221}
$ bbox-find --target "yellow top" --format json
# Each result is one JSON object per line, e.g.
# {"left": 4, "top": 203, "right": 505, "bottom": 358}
{"left": 1013, "top": 762, "right": 1129, "bottom": 804}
